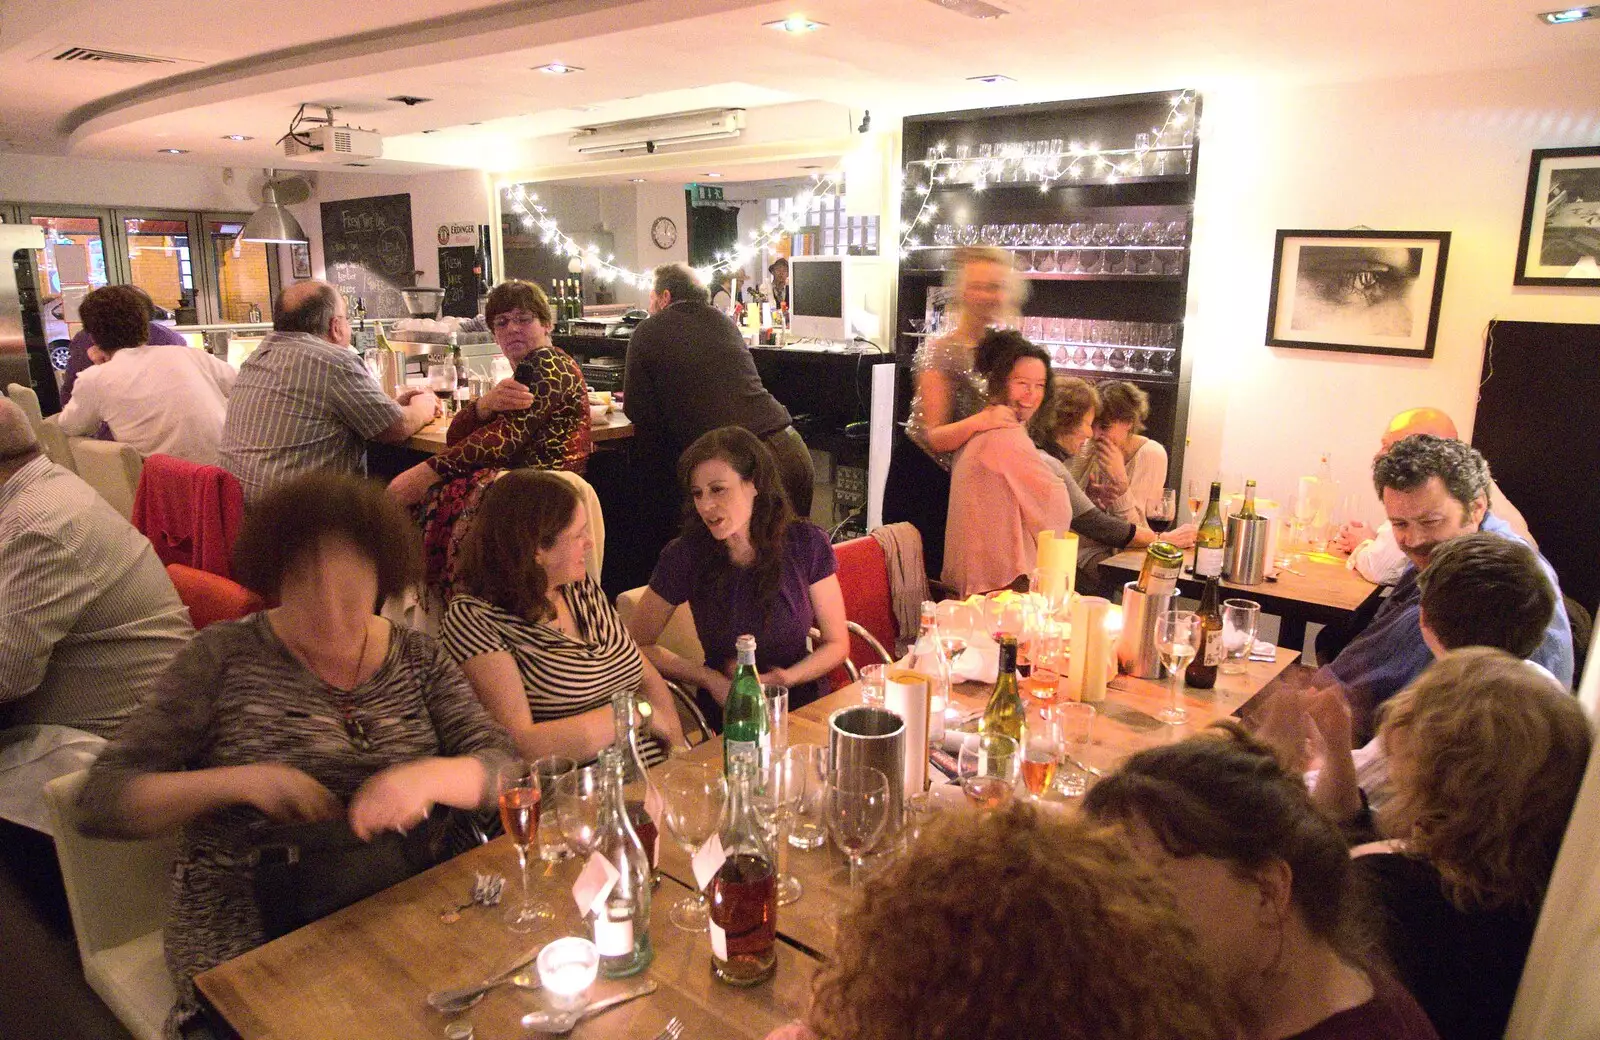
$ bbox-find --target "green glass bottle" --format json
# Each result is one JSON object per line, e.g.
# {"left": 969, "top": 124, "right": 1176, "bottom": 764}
{"left": 1195, "top": 480, "right": 1226, "bottom": 579}
{"left": 723, "top": 634, "right": 769, "bottom": 775}
{"left": 979, "top": 635, "right": 1026, "bottom": 746}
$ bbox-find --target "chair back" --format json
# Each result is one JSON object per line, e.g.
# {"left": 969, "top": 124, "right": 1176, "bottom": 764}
{"left": 133, "top": 454, "right": 247, "bottom": 578}
{"left": 165, "top": 563, "right": 264, "bottom": 629}
{"left": 546, "top": 469, "right": 606, "bottom": 583}
{"left": 66, "top": 436, "right": 143, "bottom": 519}
{"left": 615, "top": 586, "right": 703, "bottom": 666}
{"left": 6, "top": 382, "right": 74, "bottom": 471}
{"left": 832, "top": 533, "right": 901, "bottom": 686}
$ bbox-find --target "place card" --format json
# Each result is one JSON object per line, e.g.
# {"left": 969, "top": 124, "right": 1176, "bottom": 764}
{"left": 572, "top": 851, "right": 619, "bottom": 917}
{"left": 691, "top": 833, "right": 727, "bottom": 892}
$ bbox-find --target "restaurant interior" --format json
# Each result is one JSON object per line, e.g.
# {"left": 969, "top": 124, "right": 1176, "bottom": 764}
{"left": 2, "top": 0, "right": 1599, "bottom": 1038}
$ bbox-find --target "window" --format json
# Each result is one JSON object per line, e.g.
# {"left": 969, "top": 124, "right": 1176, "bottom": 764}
{"left": 763, "top": 194, "right": 878, "bottom": 267}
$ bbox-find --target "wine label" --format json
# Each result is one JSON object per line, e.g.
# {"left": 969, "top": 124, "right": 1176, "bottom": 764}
{"left": 573, "top": 851, "right": 620, "bottom": 917}
{"left": 594, "top": 914, "right": 634, "bottom": 957}
{"left": 692, "top": 834, "right": 727, "bottom": 892}
{"left": 709, "top": 920, "right": 729, "bottom": 962}
{"left": 726, "top": 738, "right": 760, "bottom": 768}
{"left": 1203, "top": 628, "right": 1223, "bottom": 666}
{"left": 1195, "top": 547, "right": 1224, "bottom": 578}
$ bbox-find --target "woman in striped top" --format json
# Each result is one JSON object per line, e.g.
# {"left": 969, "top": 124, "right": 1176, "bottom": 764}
{"left": 78, "top": 474, "right": 515, "bottom": 1039}
{"left": 443, "top": 470, "right": 685, "bottom": 764}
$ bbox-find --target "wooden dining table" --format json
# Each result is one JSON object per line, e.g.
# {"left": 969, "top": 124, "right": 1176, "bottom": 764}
{"left": 405, "top": 409, "right": 634, "bottom": 454}
{"left": 1100, "top": 548, "right": 1381, "bottom": 650}
{"left": 194, "top": 648, "right": 1294, "bottom": 1039}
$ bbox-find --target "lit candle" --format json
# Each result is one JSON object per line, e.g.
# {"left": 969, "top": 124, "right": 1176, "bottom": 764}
{"left": 1068, "top": 596, "right": 1111, "bottom": 703}
{"left": 537, "top": 936, "right": 598, "bottom": 1010}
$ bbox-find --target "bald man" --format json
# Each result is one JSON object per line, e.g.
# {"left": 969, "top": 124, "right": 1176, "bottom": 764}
{"left": 219, "top": 280, "right": 438, "bottom": 506}
{"left": 1335, "top": 407, "right": 1534, "bottom": 584}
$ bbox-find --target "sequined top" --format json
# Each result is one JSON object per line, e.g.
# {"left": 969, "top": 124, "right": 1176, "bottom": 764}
{"left": 905, "top": 334, "right": 986, "bottom": 470}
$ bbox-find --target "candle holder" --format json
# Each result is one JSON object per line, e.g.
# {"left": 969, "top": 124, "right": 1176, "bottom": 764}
{"left": 537, "top": 937, "right": 598, "bottom": 1011}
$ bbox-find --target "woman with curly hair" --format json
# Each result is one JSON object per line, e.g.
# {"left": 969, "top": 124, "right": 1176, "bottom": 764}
{"left": 1352, "top": 648, "right": 1591, "bottom": 1040}
{"left": 782, "top": 802, "right": 1233, "bottom": 1040}
{"left": 1070, "top": 379, "right": 1170, "bottom": 525}
{"left": 627, "top": 426, "right": 847, "bottom": 727}
{"left": 1085, "top": 723, "right": 1439, "bottom": 1040}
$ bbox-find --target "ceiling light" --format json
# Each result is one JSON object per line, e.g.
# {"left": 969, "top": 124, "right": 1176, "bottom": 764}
{"left": 967, "top": 74, "right": 1014, "bottom": 85}
{"left": 704, "top": 172, "right": 723, "bottom": 178}
{"left": 157, "top": 147, "right": 189, "bottom": 154}
{"left": 534, "top": 62, "right": 583, "bottom": 75}
{"left": 239, "top": 170, "right": 308, "bottom": 244}
{"left": 629, "top": 177, "right": 646, "bottom": 183}
{"left": 764, "top": 15, "right": 825, "bottom": 33}
{"left": 221, "top": 134, "right": 253, "bottom": 142}
{"left": 1539, "top": 4, "right": 1597, "bottom": 21}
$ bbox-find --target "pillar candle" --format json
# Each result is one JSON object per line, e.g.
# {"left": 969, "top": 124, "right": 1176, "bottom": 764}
{"left": 1036, "top": 530, "right": 1079, "bottom": 604}
{"left": 1067, "top": 595, "right": 1111, "bottom": 703}
{"left": 884, "top": 670, "right": 931, "bottom": 794}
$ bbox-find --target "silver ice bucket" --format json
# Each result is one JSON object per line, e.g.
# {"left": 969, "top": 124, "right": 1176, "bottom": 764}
{"left": 1117, "top": 581, "right": 1174, "bottom": 680}
{"left": 828, "top": 706, "right": 905, "bottom": 838}
{"left": 1224, "top": 514, "right": 1272, "bottom": 585}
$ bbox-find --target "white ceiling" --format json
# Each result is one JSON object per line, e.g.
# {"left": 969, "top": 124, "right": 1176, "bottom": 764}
{"left": 1, "top": 0, "right": 1596, "bottom": 176}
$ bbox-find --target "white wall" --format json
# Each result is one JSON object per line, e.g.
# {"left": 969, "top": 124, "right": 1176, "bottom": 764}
{"left": 0, "top": 153, "right": 259, "bottom": 212}
{"left": 633, "top": 182, "right": 689, "bottom": 299}
{"left": 1182, "top": 62, "right": 1600, "bottom": 528}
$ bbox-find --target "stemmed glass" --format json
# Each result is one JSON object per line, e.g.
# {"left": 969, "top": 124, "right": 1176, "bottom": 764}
{"left": 957, "top": 732, "right": 1019, "bottom": 809}
{"left": 498, "top": 761, "right": 554, "bottom": 932}
{"left": 554, "top": 764, "right": 604, "bottom": 857}
{"left": 1155, "top": 611, "right": 1199, "bottom": 725}
{"left": 657, "top": 761, "right": 727, "bottom": 931}
{"left": 755, "top": 748, "right": 811, "bottom": 905}
{"left": 1147, "top": 489, "right": 1178, "bottom": 534}
{"left": 827, "top": 766, "right": 891, "bottom": 888}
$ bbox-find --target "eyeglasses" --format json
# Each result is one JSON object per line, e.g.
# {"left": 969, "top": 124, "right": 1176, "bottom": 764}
{"left": 492, "top": 313, "right": 539, "bottom": 331}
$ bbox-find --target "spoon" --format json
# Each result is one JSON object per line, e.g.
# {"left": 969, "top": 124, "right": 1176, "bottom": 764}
{"left": 521, "top": 979, "right": 658, "bottom": 1034}
{"left": 428, "top": 966, "right": 540, "bottom": 1014}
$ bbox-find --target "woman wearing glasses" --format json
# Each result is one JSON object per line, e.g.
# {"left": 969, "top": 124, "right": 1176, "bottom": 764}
{"left": 388, "top": 280, "right": 592, "bottom": 598}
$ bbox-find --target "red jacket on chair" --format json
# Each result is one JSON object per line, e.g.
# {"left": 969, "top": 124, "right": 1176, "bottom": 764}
{"left": 132, "top": 454, "right": 246, "bottom": 579}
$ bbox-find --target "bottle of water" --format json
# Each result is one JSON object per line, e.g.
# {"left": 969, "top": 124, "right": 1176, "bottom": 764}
{"left": 908, "top": 601, "right": 951, "bottom": 743}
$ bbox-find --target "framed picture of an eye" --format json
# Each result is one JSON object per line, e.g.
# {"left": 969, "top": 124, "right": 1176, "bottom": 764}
{"left": 1264, "top": 229, "right": 1451, "bottom": 359}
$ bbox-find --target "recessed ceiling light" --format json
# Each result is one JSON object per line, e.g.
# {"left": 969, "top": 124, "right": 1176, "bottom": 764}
{"left": 1539, "top": 4, "right": 1597, "bottom": 21}
{"left": 629, "top": 177, "right": 646, "bottom": 183}
{"left": 967, "top": 74, "right": 1014, "bottom": 85}
{"left": 221, "top": 134, "right": 253, "bottom": 142}
{"left": 764, "top": 15, "right": 826, "bottom": 33}
{"left": 534, "top": 62, "right": 583, "bottom": 75}
{"left": 704, "top": 172, "right": 723, "bottom": 178}
{"left": 156, "top": 148, "right": 188, "bottom": 154}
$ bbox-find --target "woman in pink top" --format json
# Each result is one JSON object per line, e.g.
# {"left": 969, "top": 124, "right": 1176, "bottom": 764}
{"left": 942, "top": 330, "right": 1072, "bottom": 596}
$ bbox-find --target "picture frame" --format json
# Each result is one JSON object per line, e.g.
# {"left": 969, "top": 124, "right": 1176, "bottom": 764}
{"left": 1514, "top": 146, "right": 1600, "bottom": 287}
{"left": 1265, "top": 230, "right": 1450, "bottom": 359}
{"left": 290, "top": 242, "right": 312, "bottom": 280}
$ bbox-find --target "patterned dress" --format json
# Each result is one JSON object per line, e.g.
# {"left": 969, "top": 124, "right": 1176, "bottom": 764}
{"left": 417, "top": 345, "right": 592, "bottom": 596}
{"left": 904, "top": 333, "right": 986, "bottom": 470}
{"left": 77, "top": 614, "right": 515, "bottom": 1039}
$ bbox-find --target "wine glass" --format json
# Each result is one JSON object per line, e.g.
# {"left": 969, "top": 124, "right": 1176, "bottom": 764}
{"left": 754, "top": 751, "right": 809, "bottom": 905}
{"left": 1147, "top": 489, "right": 1178, "bottom": 534}
{"left": 1185, "top": 478, "right": 1204, "bottom": 524}
{"left": 957, "top": 732, "right": 1019, "bottom": 809}
{"left": 827, "top": 766, "right": 891, "bottom": 888}
{"left": 1021, "top": 717, "right": 1061, "bottom": 802}
{"left": 1155, "top": 611, "right": 1199, "bottom": 725}
{"left": 498, "top": 761, "right": 553, "bottom": 932}
{"left": 784, "top": 744, "right": 830, "bottom": 851}
{"left": 764, "top": 685, "right": 789, "bottom": 758}
{"left": 554, "top": 764, "right": 605, "bottom": 857}
{"left": 657, "top": 761, "right": 727, "bottom": 931}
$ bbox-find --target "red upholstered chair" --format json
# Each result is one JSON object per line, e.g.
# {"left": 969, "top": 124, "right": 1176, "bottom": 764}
{"left": 166, "top": 564, "right": 265, "bottom": 630}
{"left": 132, "top": 455, "right": 246, "bottom": 579}
{"left": 830, "top": 534, "right": 899, "bottom": 689}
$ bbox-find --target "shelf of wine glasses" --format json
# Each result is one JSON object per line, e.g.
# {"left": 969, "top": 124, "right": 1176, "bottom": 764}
{"left": 902, "top": 266, "right": 1182, "bottom": 282}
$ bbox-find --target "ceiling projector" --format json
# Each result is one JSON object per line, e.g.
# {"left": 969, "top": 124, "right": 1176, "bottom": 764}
{"left": 283, "top": 125, "right": 383, "bottom": 163}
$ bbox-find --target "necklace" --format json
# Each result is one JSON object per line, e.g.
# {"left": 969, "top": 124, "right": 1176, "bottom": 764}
{"left": 279, "top": 614, "right": 376, "bottom": 753}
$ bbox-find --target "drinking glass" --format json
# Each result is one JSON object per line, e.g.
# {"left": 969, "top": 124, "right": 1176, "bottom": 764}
{"left": 1221, "top": 599, "right": 1262, "bottom": 675}
{"left": 858, "top": 664, "right": 887, "bottom": 708}
{"left": 754, "top": 753, "right": 806, "bottom": 905}
{"left": 1185, "top": 478, "right": 1204, "bottom": 524}
{"left": 533, "top": 755, "right": 576, "bottom": 862}
{"left": 554, "top": 764, "right": 605, "bottom": 856}
{"left": 1053, "top": 702, "right": 1096, "bottom": 796}
{"left": 1147, "top": 489, "right": 1178, "bottom": 534}
{"left": 1156, "top": 611, "right": 1199, "bottom": 725}
{"left": 764, "top": 684, "right": 789, "bottom": 758}
{"left": 498, "top": 760, "right": 553, "bottom": 932}
{"left": 933, "top": 223, "right": 955, "bottom": 246}
{"left": 828, "top": 766, "right": 891, "bottom": 887}
{"left": 784, "top": 744, "right": 831, "bottom": 851}
{"left": 957, "top": 732, "right": 1019, "bottom": 809}
{"left": 1021, "top": 714, "right": 1061, "bottom": 801}
{"left": 658, "top": 761, "right": 727, "bottom": 931}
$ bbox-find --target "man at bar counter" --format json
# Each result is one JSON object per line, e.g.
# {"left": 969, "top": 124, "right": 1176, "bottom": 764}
{"left": 218, "top": 280, "right": 439, "bottom": 507}
{"left": 1311, "top": 435, "right": 1571, "bottom": 742}
{"left": 623, "top": 263, "right": 814, "bottom": 556}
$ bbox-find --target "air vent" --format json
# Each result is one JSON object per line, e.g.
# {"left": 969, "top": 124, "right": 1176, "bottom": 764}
{"left": 52, "top": 46, "right": 178, "bottom": 65}
{"left": 919, "top": 0, "right": 1009, "bottom": 19}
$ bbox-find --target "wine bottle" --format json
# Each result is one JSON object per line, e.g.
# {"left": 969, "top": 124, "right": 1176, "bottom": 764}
{"left": 1136, "top": 541, "right": 1184, "bottom": 597}
{"left": 723, "top": 634, "right": 769, "bottom": 775}
{"left": 1185, "top": 576, "right": 1224, "bottom": 689}
{"left": 1195, "top": 481, "right": 1226, "bottom": 579}
{"left": 907, "top": 601, "right": 951, "bottom": 743}
{"left": 610, "top": 688, "right": 662, "bottom": 873}
{"left": 1239, "top": 479, "right": 1259, "bottom": 519}
{"left": 707, "top": 756, "right": 777, "bottom": 986}
{"left": 979, "top": 635, "right": 1026, "bottom": 746}
{"left": 592, "top": 748, "right": 653, "bottom": 978}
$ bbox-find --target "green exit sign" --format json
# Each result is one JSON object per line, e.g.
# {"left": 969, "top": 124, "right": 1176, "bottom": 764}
{"left": 690, "top": 184, "right": 725, "bottom": 204}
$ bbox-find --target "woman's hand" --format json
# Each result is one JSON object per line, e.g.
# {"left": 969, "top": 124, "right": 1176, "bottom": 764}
{"left": 349, "top": 760, "right": 439, "bottom": 840}
{"left": 971, "top": 403, "right": 1022, "bottom": 434}
{"left": 1093, "top": 436, "right": 1129, "bottom": 490}
{"left": 759, "top": 667, "right": 794, "bottom": 688}
{"left": 387, "top": 461, "right": 441, "bottom": 508}
{"left": 476, "top": 377, "right": 536, "bottom": 419}
{"left": 241, "top": 763, "right": 342, "bottom": 824}
{"left": 1162, "top": 521, "right": 1198, "bottom": 549}
{"left": 704, "top": 670, "right": 733, "bottom": 705}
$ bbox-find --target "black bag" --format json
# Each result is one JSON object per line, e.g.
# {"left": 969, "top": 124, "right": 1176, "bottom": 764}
{"left": 250, "top": 811, "right": 459, "bottom": 939}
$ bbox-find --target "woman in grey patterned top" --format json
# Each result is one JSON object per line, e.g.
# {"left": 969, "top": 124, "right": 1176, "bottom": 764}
{"left": 78, "top": 474, "right": 514, "bottom": 1039}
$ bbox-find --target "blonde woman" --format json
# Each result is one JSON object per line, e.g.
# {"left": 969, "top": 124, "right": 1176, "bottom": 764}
{"left": 882, "top": 246, "right": 1025, "bottom": 577}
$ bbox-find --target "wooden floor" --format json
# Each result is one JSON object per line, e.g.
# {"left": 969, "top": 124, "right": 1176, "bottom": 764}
{"left": 0, "top": 822, "right": 134, "bottom": 1040}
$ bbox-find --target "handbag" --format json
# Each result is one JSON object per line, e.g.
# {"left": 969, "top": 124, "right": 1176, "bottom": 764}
{"left": 250, "top": 810, "right": 462, "bottom": 939}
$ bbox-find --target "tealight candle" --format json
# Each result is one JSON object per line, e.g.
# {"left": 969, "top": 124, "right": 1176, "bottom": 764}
{"left": 537, "top": 936, "right": 598, "bottom": 1010}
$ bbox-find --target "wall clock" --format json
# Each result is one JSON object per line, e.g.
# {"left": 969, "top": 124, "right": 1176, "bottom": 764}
{"left": 651, "top": 216, "right": 678, "bottom": 250}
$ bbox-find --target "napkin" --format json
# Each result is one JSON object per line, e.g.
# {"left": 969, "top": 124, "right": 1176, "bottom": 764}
{"left": 1248, "top": 638, "right": 1277, "bottom": 662}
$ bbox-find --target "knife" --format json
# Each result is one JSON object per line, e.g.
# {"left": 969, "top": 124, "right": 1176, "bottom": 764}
{"left": 520, "top": 978, "right": 657, "bottom": 1029}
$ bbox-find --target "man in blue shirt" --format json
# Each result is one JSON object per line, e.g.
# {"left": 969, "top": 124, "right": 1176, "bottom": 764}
{"left": 1319, "top": 434, "right": 1572, "bottom": 740}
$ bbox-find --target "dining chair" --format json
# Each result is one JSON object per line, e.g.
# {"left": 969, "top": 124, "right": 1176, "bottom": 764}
{"left": 165, "top": 563, "right": 265, "bottom": 629}
{"left": 830, "top": 532, "right": 902, "bottom": 687}
{"left": 42, "top": 769, "right": 178, "bottom": 1040}
{"left": 65, "top": 436, "right": 144, "bottom": 519}
{"left": 615, "top": 587, "right": 711, "bottom": 746}
{"left": 5, "top": 382, "right": 75, "bottom": 471}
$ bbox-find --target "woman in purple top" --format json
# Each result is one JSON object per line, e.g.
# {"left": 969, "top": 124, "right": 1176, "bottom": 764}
{"left": 628, "top": 426, "right": 848, "bottom": 727}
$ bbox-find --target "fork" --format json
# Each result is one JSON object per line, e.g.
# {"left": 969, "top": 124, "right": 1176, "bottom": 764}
{"left": 651, "top": 1017, "right": 684, "bottom": 1040}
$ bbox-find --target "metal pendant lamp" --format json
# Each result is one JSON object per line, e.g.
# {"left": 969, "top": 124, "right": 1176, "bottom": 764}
{"left": 240, "top": 169, "right": 309, "bottom": 243}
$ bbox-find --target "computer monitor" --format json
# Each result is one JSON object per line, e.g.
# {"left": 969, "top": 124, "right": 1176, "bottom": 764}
{"left": 788, "top": 255, "right": 847, "bottom": 341}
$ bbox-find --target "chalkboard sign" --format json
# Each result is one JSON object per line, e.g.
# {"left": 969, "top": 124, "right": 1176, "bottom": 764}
{"left": 320, "top": 193, "right": 415, "bottom": 318}
{"left": 438, "top": 245, "right": 479, "bottom": 318}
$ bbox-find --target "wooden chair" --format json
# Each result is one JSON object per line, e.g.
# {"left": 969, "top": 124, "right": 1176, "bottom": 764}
{"left": 42, "top": 769, "right": 177, "bottom": 1040}
{"left": 615, "top": 587, "right": 713, "bottom": 746}
{"left": 5, "top": 382, "right": 75, "bottom": 471}
{"left": 165, "top": 563, "right": 265, "bottom": 629}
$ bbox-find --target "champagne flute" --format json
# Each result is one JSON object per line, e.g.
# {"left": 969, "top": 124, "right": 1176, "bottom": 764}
{"left": 658, "top": 761, "right": 727, "bottom": 931}
{"left": 1147, "top": 489, "right": 1178, "bottom": 534}
{"left": 1185, "top": 478, "right": 1203, "bottom": 524}
{"left": 1155, "top": 611, "right": 1199, "bottom": 725}
{"left": 498, "top": 761, "right": 553, "bottom": 932}
{"left": 827, "top": 766, "right": 891, "bottom": 888}
{"left": 957, "top": 732, "right": 1019, "bottom": 809}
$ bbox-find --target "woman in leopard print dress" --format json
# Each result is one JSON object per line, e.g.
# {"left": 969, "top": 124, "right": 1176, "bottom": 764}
{"left": 389, "top": 280, "right": 592, "bottom": 598}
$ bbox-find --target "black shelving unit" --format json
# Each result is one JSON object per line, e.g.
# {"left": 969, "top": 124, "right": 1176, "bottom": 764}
{"left": 896, "top": 89, "right": 1201, "bottom": 478}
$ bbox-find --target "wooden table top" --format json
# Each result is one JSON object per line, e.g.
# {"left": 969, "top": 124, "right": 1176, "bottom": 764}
{"left": 1102, "top": 548, "right": 1379, "bottom": 615}
{"left": 406, "top": 409, "right": 633, "bottom": 453}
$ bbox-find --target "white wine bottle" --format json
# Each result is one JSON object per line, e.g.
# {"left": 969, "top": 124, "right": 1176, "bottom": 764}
{"left": 1195, "top": 481, "right": 1226, "bottom": 579}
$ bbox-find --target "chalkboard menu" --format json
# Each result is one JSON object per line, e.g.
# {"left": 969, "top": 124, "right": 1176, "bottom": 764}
{"left": 437, "top": 245, "right": 479, "bottom": 318}
{"left": 320, "top": 193, "right": 415, "bottom": 318}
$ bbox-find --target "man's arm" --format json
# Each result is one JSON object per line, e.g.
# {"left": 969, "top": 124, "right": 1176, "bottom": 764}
{"left": 371, "top": 389, "right": 439, "bottom": 444}
{"left": 0, "top": 531, "right": 95, "bottom": 703}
